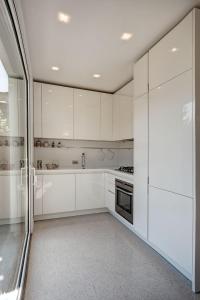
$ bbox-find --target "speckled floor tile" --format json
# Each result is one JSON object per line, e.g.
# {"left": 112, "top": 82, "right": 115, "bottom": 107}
{"left": 24, "top": 213, "right": 200, "bottom": 300}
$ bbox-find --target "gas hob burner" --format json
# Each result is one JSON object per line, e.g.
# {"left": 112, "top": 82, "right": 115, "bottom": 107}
{"left": 116, "top": 166, "right": 134, "bottom": 174}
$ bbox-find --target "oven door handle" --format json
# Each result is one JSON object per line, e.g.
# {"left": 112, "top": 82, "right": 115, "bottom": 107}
{"left": 116, "top": 187, "right": 133, "bottom": 196}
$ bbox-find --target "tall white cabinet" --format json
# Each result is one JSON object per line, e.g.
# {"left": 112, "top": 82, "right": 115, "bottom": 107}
{"left": 133, "top": 9, "right": 200, "bottom": 292}
{"left": 133, "top": 53, "right": 149, "bottom": 239}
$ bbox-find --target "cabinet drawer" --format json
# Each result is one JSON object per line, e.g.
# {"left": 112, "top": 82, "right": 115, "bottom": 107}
{"left": 149, "top": 12, "right": 192, "bottom": 89}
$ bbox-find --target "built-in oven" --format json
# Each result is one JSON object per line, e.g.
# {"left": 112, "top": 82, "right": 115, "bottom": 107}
{"left": 115, "top": 179, "right": 133, "bottom": 224}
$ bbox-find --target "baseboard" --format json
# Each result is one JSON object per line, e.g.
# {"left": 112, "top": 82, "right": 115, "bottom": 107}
{"left": 34, "top": 207, "right": 108, "bottom": 221}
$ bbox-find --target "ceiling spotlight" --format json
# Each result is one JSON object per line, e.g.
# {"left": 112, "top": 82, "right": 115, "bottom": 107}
{"left": 93, "top": 74, "right": 101, "bottom": 78}
{"left": 51, "top": 66, "right": 59, "bottom": 71}
{"left": 171, "top": 47, "right": 178, "bottom": 52}
{"left": 121, "top": 32, "right": 133, "bottom": 41}
{"left": 58, "top": 12, "right": 71, "bottom": 23}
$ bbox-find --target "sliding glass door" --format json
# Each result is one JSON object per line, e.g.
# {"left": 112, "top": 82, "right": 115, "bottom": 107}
{"left": 0, "top": 1, "right": 30, "bottom": 297}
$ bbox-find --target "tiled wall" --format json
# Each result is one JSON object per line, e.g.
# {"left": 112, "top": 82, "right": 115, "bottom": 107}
{"left": 34, "top": 139, "right": 133, "bottom": 169}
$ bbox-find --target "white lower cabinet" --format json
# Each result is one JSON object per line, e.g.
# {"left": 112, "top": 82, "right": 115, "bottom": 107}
{"left": 76, "top": 174, "right": 105, "bottom": 210}
{"left": 105, "top": 190, "right": 115, "bottom": 212}
{"left": 43, "top": 174, "right": 75, "bottom": 214}
{"left": 105, "top": 173, "right": 115, "bottom": 212}
{"left": 34, "top": 175, "right": 43, "bottom": 216}
{"left": 148, "top": 186, "right": 193, "bottom": 275}
{"left": 0, "top": 175, "right": 20, "bottom": 220}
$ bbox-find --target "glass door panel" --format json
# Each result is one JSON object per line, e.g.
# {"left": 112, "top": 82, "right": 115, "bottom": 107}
{"left": 0, "top": 3, "right": 29, "bottom": 295}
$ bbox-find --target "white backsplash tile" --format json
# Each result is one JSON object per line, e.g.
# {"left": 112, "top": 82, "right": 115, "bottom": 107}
{"left": 34, "top": 139, "right": 133, "bottom": 169}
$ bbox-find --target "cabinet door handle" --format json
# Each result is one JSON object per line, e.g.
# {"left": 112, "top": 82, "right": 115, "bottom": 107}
{"left": 31, "top": 167, "right": 37, "bottom": 186}
{"left": 20, "top": 167, "right": 26, "bottom": 186}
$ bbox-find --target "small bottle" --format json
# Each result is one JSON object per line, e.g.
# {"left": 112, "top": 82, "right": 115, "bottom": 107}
{"left": 52, "top": 141, "right": 55, "bottom": 148}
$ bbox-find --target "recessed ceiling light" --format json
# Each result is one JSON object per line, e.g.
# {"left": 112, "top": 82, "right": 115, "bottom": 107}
{"left": 171, "top": 47, "right": 178, "bottom": 52}
{"left": 51, "top": 66, "right": 59, "bottom": 71}
{"left": 58, "top": 12, "right": 71, "bottom": 23}
{"left": 93, "top": 74, "right": 101, "bottom": 78}
{"left": 121, "top": 32, "right": 133, "bottom": 41}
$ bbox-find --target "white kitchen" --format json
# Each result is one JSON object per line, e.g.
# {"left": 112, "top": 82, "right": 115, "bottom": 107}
{"left": 0, "top": 1, "right": 200, "bottom": 300}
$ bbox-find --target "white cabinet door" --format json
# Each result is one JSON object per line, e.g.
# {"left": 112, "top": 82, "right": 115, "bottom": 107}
{"left": 100, "top": 93, "right": 113, "bottom": 140}
{"left": 149, "top": 12, "right": 192, "bottom": 90}
{"left": 113, "top": 95, "right": 133, "bottom": 140}
{"left": 76, "top": 174, "right": 105, "bottom": 210}
{"left": 133, "top": 94, "right": 148, "bottom": 238}
{"left": 74, "top": 89, "right": 100, "bottom": 140}
{"left": 0, "top": 175, "right": 20, "bottom": 220}
{"left": 149, "top": 186, "right": 193, "bottom": 275}
{"left": 42, "top": 84, "right": 74, "bottom": 139}
{"left": 119, "top": 96, "right": 133, "bottom": 139}
{"left": 33, "top": 82, "right": 42, "bottom": 138}
{"left": 134, "top": 53, "right": 149, "bottom": 98}
{"left": 43, "top": 174, "right": 75, "bottom": 214}
{"left": 105, "top": 190, "right": 115, "bottom": 212}
{"left": 149, "top": 70, "right": 193, "bottom": 197}
{"left": 112, "top": 95, "right": 120, "bottom": 140}
{"left": 34, "top": 175, "right": 43, "bottom": 216}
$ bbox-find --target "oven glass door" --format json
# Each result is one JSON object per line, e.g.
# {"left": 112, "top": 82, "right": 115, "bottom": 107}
{"left": 116, "top": 188, "right": 132, "bottom": 213}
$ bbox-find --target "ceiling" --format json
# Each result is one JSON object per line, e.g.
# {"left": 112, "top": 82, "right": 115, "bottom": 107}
{"left": 21, "top": 0, "right": 200, "bottom": 93}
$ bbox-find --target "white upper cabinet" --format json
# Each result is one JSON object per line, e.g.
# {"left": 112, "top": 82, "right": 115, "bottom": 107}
{"left": 134, "top": 53, "right": 148, "bottom": 98}
{"left": 33, "top": 82, "right": 42, "bottom": 138}
{"left": 76, "top": 173, "right": 105, "bottom": 210}
{"left": 43, "top": 174, "right": 75, "bottom": 214}
{"left": 149, "top": 187, "right": 193, "bottom": 276}
{"left": 42, "top": 84, "right": 74, "bottom": 139}
{"left": 74, "top": 89, "right": 101, "bottom": 140}
{"left": 113, "top": 95, "right": 120, "bottom": 140}
{"left": 149, "top": 12, "right": 192, "bottom": 90}
{"left": 133, "top": 94, "right": 148, "bottom": 238}
{"left": 149, "top": 70, "right": 193, "bottom": 197}
{"left": 100, "top": 93, "right": 113, "bottom": 140}
{"left": 119, "top": 96, "right": 133, "bottom": 140}
{"left": 113, "top": 94, "right": 133, "bottom": 140}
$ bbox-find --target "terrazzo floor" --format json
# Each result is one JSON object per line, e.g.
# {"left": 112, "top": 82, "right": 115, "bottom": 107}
{"left": 24, "top": 213, "right": 200, "bottom": 300}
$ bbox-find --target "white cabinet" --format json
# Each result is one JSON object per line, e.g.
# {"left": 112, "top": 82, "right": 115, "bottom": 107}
{"left": 105, "top": 173, "right": 115, "bottom": 212}
{"left": 33, "top": 82, "right": 42, "bottom": 138}
{"left": 149, "top": 12, "right": 192, "bottom": 90}
{"left": 74, "top": 89, "right": 100, "bottom": 140}
{"left": 43, "top": 174, "right": 75, "bottom": 214}
{"left": 149, "top": 186, "right": 193, "bottom": 275}
{"left": 76, "top": 173, "right": 105, "bottom": 210}
{"left": 100, "top": 93, "right": 113, "bottom": 140}
{"left": 113, "top": 95, "right": 133, "bottom": 140}
{"left": 134, "top": 53, "right": 149, "bottom": 98}
{"left": 133, "top": 94, "right": 148, "bottom": 238}
{"left": 105, "top": 190, "right": 115, "bottom": 212}
{"left": 119, "top": 96, "right": 133, "bottom": 139}
{"left": 42, "top": 84, "right": 74, "bottom": 139}
{"left": 149, "top": 70, "right": 193, "bottom": 197}
{"left": 0, "top": 174, "right": 21, "bottom": 220}
{"left": 113, "top": 95, "right": 120, "bottom": 140}
{"left": 34, "top": 175, "right": 43, "bottom": 216}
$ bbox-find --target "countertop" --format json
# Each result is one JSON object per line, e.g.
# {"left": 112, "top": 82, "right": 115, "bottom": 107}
{"left": 0, "top": 168, "right": 134, "bottom": 182}
{"left": 35, "top": 168, "right": 134, "bottom": 182}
